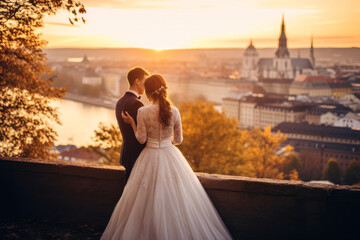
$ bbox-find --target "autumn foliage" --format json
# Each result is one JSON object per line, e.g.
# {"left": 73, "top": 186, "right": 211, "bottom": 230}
{"left": 86, "top": 123, "right": 122, "bottom": 166}
{"left": 178, "top": 101, "right": 300, "bottom": 180}
{"left": 0, "top": 0, "right": 86, "bottom": 159}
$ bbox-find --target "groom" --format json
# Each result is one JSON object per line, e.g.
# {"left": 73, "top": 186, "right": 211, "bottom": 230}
{"left": 116, "top": 67, "right": 149, "bottom": 183}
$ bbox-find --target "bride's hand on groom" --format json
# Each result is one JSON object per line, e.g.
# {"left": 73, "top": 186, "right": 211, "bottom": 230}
{"left": 122, "top": 111, "right": 134, "bottom": 125}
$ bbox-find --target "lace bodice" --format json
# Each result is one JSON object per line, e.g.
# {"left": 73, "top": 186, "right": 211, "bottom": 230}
{"left": 135, "top": 105, "right": 183, "bottom": 145}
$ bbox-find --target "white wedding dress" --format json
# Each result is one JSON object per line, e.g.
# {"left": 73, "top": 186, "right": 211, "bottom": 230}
{"left": 100, "top": 105, "right": 232, "bottom": 240}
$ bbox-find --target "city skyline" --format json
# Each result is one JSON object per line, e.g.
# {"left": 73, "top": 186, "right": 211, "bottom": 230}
{"left": 41, "top": 0, "right": 360, "bottom": 50}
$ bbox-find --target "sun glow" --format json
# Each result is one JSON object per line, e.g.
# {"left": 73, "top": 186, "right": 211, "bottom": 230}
{"left": 42, "top": 1, "right": 360, "bottom": 49}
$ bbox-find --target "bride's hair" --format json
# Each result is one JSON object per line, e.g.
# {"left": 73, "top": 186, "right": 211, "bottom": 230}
{"left": 145, "top": 74, "right": 172, "bottom": 126}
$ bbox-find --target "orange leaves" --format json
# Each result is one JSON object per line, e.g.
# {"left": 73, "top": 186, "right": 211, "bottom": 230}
{"left": 85, "top": 123, "right": 122, "bottom": 166}
{"left": 0, "top": 87, "right": 60, "bottom": 159}
{"left": 0, "top": 0, "right": 86, "bottom": 160}
{"left": 178, "top": 100, "right": 244, "bottom": 173}
{"left": 177, "top": 101, "right": 300, "bottom": 180}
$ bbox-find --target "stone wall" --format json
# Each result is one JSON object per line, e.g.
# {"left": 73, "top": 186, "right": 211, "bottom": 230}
{"left": 1, "top": 157, "right": 360, "bottom": 240}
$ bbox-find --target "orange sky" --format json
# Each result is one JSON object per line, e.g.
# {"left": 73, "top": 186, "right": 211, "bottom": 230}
{"left": 41, "top": 0, "right": 360, "bottom": 50}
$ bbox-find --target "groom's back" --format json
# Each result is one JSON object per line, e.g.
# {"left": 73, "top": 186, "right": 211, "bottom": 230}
{"left": 115, "top": 92, "right": 145, "bottom": 167}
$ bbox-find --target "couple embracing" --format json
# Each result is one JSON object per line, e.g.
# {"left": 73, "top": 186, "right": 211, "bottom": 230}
{"left": 100, "top": 67, "right": 232, "bottom": 240}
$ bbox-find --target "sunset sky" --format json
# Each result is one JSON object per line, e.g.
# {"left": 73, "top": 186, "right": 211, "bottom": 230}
{"left": 41, "top": 0, "right": 360, "bottom": 50}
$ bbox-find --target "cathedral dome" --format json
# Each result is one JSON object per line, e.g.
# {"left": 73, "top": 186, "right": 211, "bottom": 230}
{"left": 244, "top": 40, "right": 258, "bottom": 56}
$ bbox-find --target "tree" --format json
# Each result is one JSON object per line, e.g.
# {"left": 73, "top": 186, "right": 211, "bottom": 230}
{"left": 344, "top": 160, "right": 360, "bottom": 185}
{"left": 85, "top": 123, "right": 122, "bottom": 166}
{"left": 177, "top": 101, "right": 297, "bottom": 180}
{"left": 0, "top": 0, "right": 86, "bottom": 159}
{"left": 178, "top": 100, "right": 246, "bottom": 174}
{"left": 322, "top": 158, "right": 341, "bottom": 184}
{"left": 242, "top": 126, "right": 298, "bottom": 180}
{"left": 282, "top": 152, "right": 303, "bottom": 180}
{"left": 0, "top": 87, "right": 61, "bottom": 158}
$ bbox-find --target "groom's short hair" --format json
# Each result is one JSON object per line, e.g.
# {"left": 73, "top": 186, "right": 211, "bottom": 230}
{"left": 127, "top": 67, "right": 149, "bottom": 86}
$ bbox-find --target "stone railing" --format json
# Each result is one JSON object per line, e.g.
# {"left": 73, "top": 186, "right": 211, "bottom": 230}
{"left": 1, "top": 156, "right": 360, "bottom": 240}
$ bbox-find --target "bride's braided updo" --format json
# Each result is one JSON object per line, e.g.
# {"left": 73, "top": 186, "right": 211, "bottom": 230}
{"left": 144, "top": 74, "right": 172, "bottom": 126}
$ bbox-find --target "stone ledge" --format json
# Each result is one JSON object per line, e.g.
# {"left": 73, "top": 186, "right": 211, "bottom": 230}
{"left": 0, "top": 156, "right": 124, "bottom": 180}
{"left": 3, "top": 156, "right": 359, "bottom": 195}
{"left": 1, "top": 156, "right": 360, "bottom": 240}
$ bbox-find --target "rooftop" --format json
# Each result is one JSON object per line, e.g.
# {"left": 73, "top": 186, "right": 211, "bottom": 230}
{"left": 273, "top": 122, "right": 360, "bottom": 140}
{"left": 284, "top": 138, "right": 360, "bottom": 154}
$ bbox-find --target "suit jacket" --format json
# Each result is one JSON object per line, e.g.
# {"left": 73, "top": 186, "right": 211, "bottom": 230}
{"left": 115, "top": 91, "right": 146, "bottom": 169}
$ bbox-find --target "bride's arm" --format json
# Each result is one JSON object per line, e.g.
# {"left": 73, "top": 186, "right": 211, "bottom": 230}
{"left": 173, "top": 108, "right": 183, "bottom": 145}
{"left": 122, "top": 110, "right": 137, "bottom": 131}
{"left": 122, "top": 109, "right": 147, "bottom": 144}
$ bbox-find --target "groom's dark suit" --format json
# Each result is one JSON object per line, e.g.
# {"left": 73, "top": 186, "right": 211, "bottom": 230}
{"left": 115, "top": 91, "right": 146, "bottom": 182}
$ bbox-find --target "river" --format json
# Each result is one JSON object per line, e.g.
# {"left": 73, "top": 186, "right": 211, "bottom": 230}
{"left": 51, "top": 99, "right": 118, "bottom": 146}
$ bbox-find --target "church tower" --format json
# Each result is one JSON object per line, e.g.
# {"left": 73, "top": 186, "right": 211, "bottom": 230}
{"left": 241, "top": 39, "right": 259, "bottom": 81}
{"left": 275, "top": 14, "right": 289, "bottom": 58}
{"left": 310, "top": 34, "right": 315, "bottom": 68}
{"left": 272, "top": 14, "right": 293, "bottom": 79}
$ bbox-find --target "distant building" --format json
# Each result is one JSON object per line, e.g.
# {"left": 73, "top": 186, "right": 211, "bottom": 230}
{"left": 283, "top": 138, "right": 360, "bottom": 180}
{"left": 305, "top": 103, "right": 351, "bottom": 125}
{"left": 81, "top": 55, "right": 90, "bottom": 66}
{"left": 254, "top": 102, "right": 308, "bottom": 129}
{"left": 351, "top": 78, "right": 360, "bottom": 94}
{"left": 335, "top": 65, "right": 360, "bottom": 75}
{"left": 320, "top": 112, "right": 340, "bottom": 125}
{"left": 54, "top": 144, "right": 77, "bottom": 153}
{"left": 82, "top": 76, "right": 102, "bottom": 85}
{"left": 222, "top": 82, "right": 266, "bottom": 119}
{"left": 58, "top": 147, "right": 105, "bottom": 163}
{"left": 329, "top": 82, "right": 353, "bottom": 99}
{"left": 316, "top": 67, "right": 336, "bottom": 79}
{"left": 97, "top": 69, "right": 128, "bottom": 97}
{"left": 258, "top": 78, "right": 293, "bottom": 95}
{"left": 273, "top": 122, "right": 360, "bottom": 145}
{"left": 240, "top": 40, "right": 258, "bottom": 81}
{"left": 82, "top": 68, "right": 102, "bottom": 85}
{"left": 222, "top": 94, "right": 309, "bottom": 128}
{"left": 289, "top": 75, "right": 352, "bottom": 99}
{"left": 289, "top": 75, "right": 333, "bottom": 97}
{"left": 334, "top": 112, "right": 360, "bottom": 130}
{"left": 241, "top": 14, "right": 316, "bottom": 81}
{"left": 338, "top": 93, "right": 360, "bottom": 111}
{"left": 273, "top": 122, "right": 360, "bottom": 180}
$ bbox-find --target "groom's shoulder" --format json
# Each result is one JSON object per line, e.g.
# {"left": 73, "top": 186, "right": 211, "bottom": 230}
{"left": 117, "top": 94, "right": 142, "bottom": 106}
{"left": 116, "top": 94, "right": 127, "bottom": 105}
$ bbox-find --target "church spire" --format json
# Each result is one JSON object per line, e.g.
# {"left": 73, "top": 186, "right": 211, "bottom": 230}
{"left": 310, "top": 34, "right": 315, "bottom": 68}
{"left": 275, "top": 13, "right": 289, "bottom": 58}
{"left": 281, "top": 13, "right": 285, "bottom": 32}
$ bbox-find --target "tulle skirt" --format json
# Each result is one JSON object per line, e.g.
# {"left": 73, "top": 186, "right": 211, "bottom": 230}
{"left": 100, "top": 139, "right": 232, "bottom": 240}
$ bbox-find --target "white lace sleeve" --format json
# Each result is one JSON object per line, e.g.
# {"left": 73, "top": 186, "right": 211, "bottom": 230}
{"left": 173, "top": 108, "right": 183, "bottom": 145}
{"left": 135, "top": 108, "right": 147, "bottom": 144}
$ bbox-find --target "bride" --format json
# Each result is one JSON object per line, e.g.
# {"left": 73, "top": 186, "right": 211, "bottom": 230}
{"left": 100, "top": 74, "right": 232, "bottom": 240}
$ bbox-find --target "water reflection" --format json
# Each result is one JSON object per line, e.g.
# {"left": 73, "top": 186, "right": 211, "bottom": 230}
{"left": 51, "top": 99, "right": 118, "bottom": 146}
